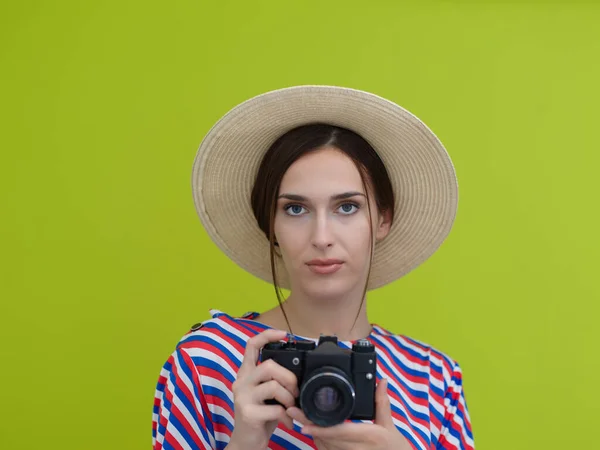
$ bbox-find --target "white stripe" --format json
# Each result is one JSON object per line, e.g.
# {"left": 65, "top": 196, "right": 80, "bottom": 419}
{"left": 186, "top": 327, "right": 245, "bottom": 363}
{"left": 445, "top": 394, "right": 474, "bottom": 448}
{"left": 215, "top": 431, "right": 231, "bottom": 445}
{"left": 430, "top": 395, "right": 445, "bottom": 419}
{"left": 374, "top": 341, "right": 432, "bottom": 441}
{"left": 170, "top": 351, "right": 216, "bottom": 449}
{"left": 202, "top": 376, "right": 235, "bottom": 425}
{"left": 212, "top": 318, "right": 256, "bottom": 346}
{"left": 210, "top": 404, "right": 235, "bottom": 430}
{"left": 430, "top": 353, "right": 452, "bottom": 384}
{"left": 272, "top": 427, "right": 316, "bottom": 449}
{"left": 377, "top": 344, "right": 430, "bottom": 384}
{"left": 392, "top": 416, "right": 428, "bottom": 450}
{"left": 430, "top": 422, "right": 442, "bottom": 440}
{"left": 375, "top": 345, "right": 431, "bottom": 391}
{"left": 442, "top": 427, "right": 462, "bottom": 449}
{"left": 165, "top": 423, "right": 195, "bottom": 450}
{"left": 396, "top": 335, "right": 431, "bottom": 358}
{"left": 155, "top": 406, "right": 168, "bottom": 446}
{"left": 389, "top": 396, "right": 431, "bottom": 440}
{"left": 430, "top": 374, "right": 444, "bottom": 392}
{"left": 185, "top": 347, "right": 238, "bottom": 380}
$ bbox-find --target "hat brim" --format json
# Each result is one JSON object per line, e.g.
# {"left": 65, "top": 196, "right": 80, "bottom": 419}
{"left": 191, "top": 85, "right": 458, "bottom": 290}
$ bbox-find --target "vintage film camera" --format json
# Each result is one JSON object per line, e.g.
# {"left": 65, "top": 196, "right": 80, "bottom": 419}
{"left": 260, "top": 335, "right": 377, "bottom": 427}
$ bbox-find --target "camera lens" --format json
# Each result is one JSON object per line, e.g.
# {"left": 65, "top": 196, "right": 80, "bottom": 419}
{"left": 299, "top": 367, "right": 355, "bottom": 427}
{"left": 313, "top": 386, "right": 341, "bottom": 412}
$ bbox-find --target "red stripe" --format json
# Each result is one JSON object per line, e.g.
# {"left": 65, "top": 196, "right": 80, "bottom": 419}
{"left": 446, "top": 390, "right": 472, "bottom": 449}
{"left": 162, "top": 429, "right": 185, "bottom": 450}
{"left": 379, "top": 335, "right": 431, "bottom": 367}
{"left": 152, "top": 314, "right": 474, "bottom": 450}
{"left": 166, "top": 352, "right": 211, "bottom": 449}
{"left": 374, "top": 340, "right": 431, "bottom": 450}
{"left": 180, "top": 339, "right": 240, "bottom": 374}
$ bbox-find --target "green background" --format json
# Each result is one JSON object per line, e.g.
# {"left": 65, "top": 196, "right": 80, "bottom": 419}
{"left": 2, "top": 1, "right": 599, "bottom": 449}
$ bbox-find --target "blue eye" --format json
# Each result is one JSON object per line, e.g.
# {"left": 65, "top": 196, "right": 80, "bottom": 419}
{"left": 338, "top": 203, "right": 359, "bottom": 215}
{"left": 283, "top": 203, "right": 359, "bottom": 216}
{"left": 285, "top": 204, "right": 306, "bottom": 216}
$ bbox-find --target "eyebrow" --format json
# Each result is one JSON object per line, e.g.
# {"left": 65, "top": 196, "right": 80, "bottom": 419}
{"left": 277, "top": 191, "right": 366, "bottom": 201}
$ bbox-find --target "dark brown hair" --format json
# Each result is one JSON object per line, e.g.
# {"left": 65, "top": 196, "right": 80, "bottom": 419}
{"left": 250, "top": 123, "right": 395, "bottom": 336}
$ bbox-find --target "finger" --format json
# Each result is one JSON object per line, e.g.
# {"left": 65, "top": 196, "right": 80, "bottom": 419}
{"left": 240, "top": 329, "right": 288, "bottom": 375}
{"left": 279, "top": 412, "right": 294, "bottom": 430}
{"left": 286, "top": 406, "right": 313, "bottom": 427}
{"left": 302, "top": 422, "right": 369, "bottom": 441}
{"left": 242, "top": 404, "right": 289, "bottom": 423}
{"left": 248, "top": 359, "right": 299, "bottom": 397}
{"left": 374, "top": 378, "right": 394, "bottom": 429}
{"left": 253, "top": 380, "right": 296, "bottom": 409}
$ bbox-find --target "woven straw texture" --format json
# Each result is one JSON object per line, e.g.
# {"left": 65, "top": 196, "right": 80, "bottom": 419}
{"left": 191, "top": 86, "right": 458, "bottom": 290}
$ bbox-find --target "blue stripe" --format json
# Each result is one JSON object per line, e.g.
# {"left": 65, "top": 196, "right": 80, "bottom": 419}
{"left": 212, "top": 412, "right": 234, "bottom": 433}
{"left": 271, "top": 431, "right": 305, "bottom": 450}
{"left": 371, "top": 335, "right": 431, "bottom": 380}
{"left": 204, "top": 385, "right": 235, "bottom": 412}
{"left": 153, "top": 315, "right": 474, "bottom": 450}
{"left": 157, "top": 399, "right": 167, "bottom": 437}
{"left": 162, "top": 439, "right": 177, "bottom": 450}
{"left": 430, "top": 430, "right": 441, "bottom": 449}
{"left": 171, "top": 350, "right": 214, "bottom": 445}
{"left": 430, "top": 402, "right": 444, "bottom": 428}
{"left": 396, "top": 336, "right": 432, "bottom": 362}
{"left": 182, "top": 335, "right": 242, "bottom": 369}
{"left": 200, "top": 321, "right": 251, "bottom": 348}
{"left": 215, "top": 438, "right": 233, "bottom": 450}
{"left": 398, "top": 424, "right": 423, "bottom": 450}
{"left": 161, "top": 396, "right": 200, "bottom": 449}
{"left": 376, "top": 349, "right": 430, "bottom": 382}
{"left": 446, "top": 419, "right": 468, "bottom": 449}
{"left": 450, "top": 397, "right": 473, "bottom": 441}
{"left": 190, "top": 356, "right": 237, "bottom": 384}
{"left": 376, "top": 353, "right": 429, "bottom": 402}
{"left": 389, "top": 401, "right": 430, "bottom": 447}
{"left": 376, "top": 361, "right": 431, "bottom": 445}
{"left": 430, "top": 381, "right": 444, "bottom": 399}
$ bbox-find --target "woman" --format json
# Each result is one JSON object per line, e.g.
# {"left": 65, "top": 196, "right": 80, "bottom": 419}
{"left": 152, "top": 86, "right": 474, "bottom": 450}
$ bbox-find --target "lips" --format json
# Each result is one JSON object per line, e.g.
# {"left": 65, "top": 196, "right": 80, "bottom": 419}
{"left": 306, "top": 259, "right": 344, "bottom": 275}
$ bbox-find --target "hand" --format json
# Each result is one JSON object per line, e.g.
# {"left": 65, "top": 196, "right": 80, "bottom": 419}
{"left": 228, "top": 329, "right": 299, "bottom": 450}
{"left": 286, "top": 379, "right": 413, "bottom": 450}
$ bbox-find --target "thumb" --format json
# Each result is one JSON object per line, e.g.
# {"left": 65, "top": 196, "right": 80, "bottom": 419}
{"left": 374, "top": 378, "right": 394, "bottom": 428}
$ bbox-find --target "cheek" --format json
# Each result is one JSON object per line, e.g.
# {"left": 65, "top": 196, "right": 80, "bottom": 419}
{"left": 346, "top": 222, "right": 373, "bottom": 262}
{"left": 274, "top": 219, "right": 307, "bottom": 257}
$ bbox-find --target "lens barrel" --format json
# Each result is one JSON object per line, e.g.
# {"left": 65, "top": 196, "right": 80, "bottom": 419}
{"left": 299, "top": 366, "right": 356, "bottom": 427}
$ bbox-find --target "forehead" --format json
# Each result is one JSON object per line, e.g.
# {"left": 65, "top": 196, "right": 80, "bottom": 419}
{"left": 279, "top": 147, "right": 364, "bottom": 193}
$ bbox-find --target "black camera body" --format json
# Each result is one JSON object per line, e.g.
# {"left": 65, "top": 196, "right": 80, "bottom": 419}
{"left": 260, "top": 335, "right": 377, "bottom": 427}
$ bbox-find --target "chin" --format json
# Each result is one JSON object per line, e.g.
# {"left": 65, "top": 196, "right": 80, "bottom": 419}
{"left": 303, "top": 278, "right": 355, "bottom": 300}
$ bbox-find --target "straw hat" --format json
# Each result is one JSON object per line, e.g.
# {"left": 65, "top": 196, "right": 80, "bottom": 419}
{"left": 191, "top": 85, "right": 458, "bottom": 290}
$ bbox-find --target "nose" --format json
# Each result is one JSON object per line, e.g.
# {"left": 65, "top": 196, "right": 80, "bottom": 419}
{"left": 311, "top": 212, "right": 334, "bottom": 250}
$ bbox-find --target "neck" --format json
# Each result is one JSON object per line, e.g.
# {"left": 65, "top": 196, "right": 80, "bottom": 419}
{"left": 276, "top": 291, "right": 371, "bottom": 341}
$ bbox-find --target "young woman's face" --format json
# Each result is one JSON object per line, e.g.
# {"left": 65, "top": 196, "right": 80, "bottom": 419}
{"left": 274, "top": 146, "right": 391, "bottom": 300}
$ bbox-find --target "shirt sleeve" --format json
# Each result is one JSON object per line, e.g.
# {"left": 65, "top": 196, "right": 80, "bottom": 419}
{"left": 152, "top": 347, "right": 217, "bottom": 450}
{"left": 437, "top": 360, "right": 475, "bottom": 450}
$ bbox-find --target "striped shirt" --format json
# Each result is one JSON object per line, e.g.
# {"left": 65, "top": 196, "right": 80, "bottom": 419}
{"left": 152, "top": 309, "right": 474, "bottom": 450}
